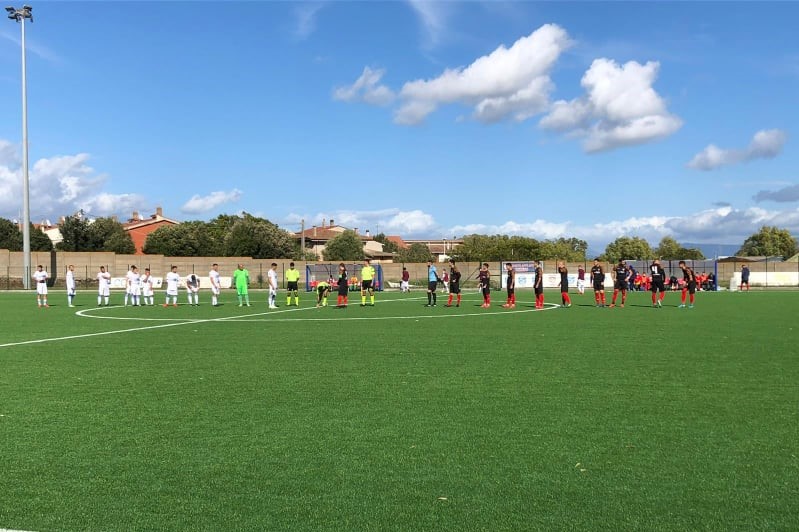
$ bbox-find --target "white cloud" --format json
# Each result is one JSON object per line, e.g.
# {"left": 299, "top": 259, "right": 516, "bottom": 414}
{"left": 753, "top": 183, "right": 799, "bottom": 203}
{"left": 395, "top": 23, "right": 572, "bottom": 124}
{"left": 407, "top": 0, "right": 453, "bottom": 48}
{"left": 540, "top": 58, "right": 682, "bottom": 152}
{"left": 293, "top": 2, "right": 325, "bottom": 40}
{"left": 450, "top": 206, "right": 799, "bottom": 250}
{"left": 181, "top": 189, "right": 242, "bottom": 214}
{"left": 287, "top": 208, "right": 438, "bottom": 237}
{"left": 687, "top": 129, "right": 787, "bottom": 170}
{"left": 333, "top": 67, "right": 396, "bottom": 106}
{"left": 0, "top": 142, "right": 147, "bottom": 219}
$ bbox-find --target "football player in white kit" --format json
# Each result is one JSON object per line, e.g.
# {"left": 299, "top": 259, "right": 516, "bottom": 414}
{"left": 186, "top": 273, "right": 200, "bottom": 306}
{"left": 97, "top": 266, "right": 111, "bottom": 306}
{"left": 164, "top": 265, "right": 180, "bottom": 307}
{"left": 32, "top": 265, "right": 49, "bottom": 308}
{"left": 209, "top": 263, "right": 221, "bottom": 307}
{"left": 141, "top": 267, "right": 154, "bottom": 306}
{"left": 125, "top": 265, "right": 142, "bottom": 306}
{"left": 66, "top": 264, "right": 77, "bottom": 307}
{"left": 267, "top": 262, "right": 278, "bottom": 309}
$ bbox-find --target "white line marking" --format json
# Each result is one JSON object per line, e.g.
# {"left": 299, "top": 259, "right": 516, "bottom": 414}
{"left": 0, "top": 299, "right": 559, "bottom": 349}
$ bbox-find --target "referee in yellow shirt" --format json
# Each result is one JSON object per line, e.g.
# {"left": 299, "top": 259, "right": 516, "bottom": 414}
{"left": 285, "top": 262, "right": 301, "bottom": 306}
{"left": 360, "top": 258, "right": 376, "bottom": 306}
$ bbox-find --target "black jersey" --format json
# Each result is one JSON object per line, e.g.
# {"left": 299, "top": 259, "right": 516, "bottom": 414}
{"left": 558, "top": 267, "right": 569, "bottom": 288}
{"left": 450, "top": 268, "right": 461, "bottom": 285}
{"left": 590, "top": 265, "right": 604, "bottom": 282}
{"left": 683, "top": 267, "right": 696, "bottom": 284}
{"left": 650, "top": 264, "right": 665, "bottom": 281}
{"left": 506, "top": 268, "right": 515, "bottom": 288}
{"left": 614, "top": 264, "right": 627, "bottom": 280}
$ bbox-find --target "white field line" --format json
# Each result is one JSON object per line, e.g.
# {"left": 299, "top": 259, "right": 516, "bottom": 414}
{"left": 0, "top": 298, "right": 557, "bottom": 349}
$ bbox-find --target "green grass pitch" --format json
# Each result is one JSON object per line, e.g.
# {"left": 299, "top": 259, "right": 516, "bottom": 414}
{"left": 1, "top": 288, "right": 797, "bottom": 531}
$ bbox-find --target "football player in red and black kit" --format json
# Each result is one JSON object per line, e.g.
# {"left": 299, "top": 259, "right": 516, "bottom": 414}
{"left": 610, "top": 259, "right": 630, "bottom": 308}
{"left": 679, "top": 260, "right": 697, "bottom": 308}
{"left": 649, "top": 259, "right": 667, "bottom": 307}
{"left": 478, "top": 263, "right": 491, "bottom": 308}
{"left": 557, "top": 261, "right": 571, "bottom": 307}
{"left": 445, "top": 260, "right": 462, "bottom": 307}
{"left": 590, "top": 259, "right": 606, "bottom": 307}
{"left": 502, "top": 263, "right": 516, "bottom": 308}
{"left": 533, "top": 260, "right": 544, "bottom": 309}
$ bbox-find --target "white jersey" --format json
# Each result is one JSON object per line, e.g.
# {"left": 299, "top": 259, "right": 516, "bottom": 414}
{"left": 268, "top": 269, "right": 278, "bottom": 290}
{"left": 209, "top": 269, "right": 221, "bottom": 294}
{"left": 33, "top": 270, "right": 49, "bottom": 295}
{"left": 141, "top": 273, "right": 153, "bottom": 296}
{"left": 126, "top": 271, "right": 141, "bottom": 294}
{"left": 166, "top": 271, "right": 181, "bottom": 295}
{"left": 97, "top": 271, "right": 111, "bottom": 296}
{"left": 186, "top": 274, "right": 200, "bottom": 293}
{"left": 66, "top": 270, "right": 76, "bottom": 293}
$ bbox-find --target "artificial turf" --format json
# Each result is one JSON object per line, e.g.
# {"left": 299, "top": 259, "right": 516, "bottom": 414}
{"left": 1, "top": 288, "right": 797, "bottom": 531}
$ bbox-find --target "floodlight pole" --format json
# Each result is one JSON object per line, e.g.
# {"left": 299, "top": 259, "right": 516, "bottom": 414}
{"left": 7, "top": 5, "right": 33, "bottom": 289}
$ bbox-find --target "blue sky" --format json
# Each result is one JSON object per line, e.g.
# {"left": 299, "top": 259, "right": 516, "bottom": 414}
{"left": 1, "top": 1, "right": 797, "bottom": 254}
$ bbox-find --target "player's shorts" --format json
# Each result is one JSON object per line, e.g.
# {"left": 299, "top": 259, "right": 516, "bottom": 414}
{"left": 317, "top": 285, "right": 329, "bottom": 296}
{"left": 98, "top": 287, "right": 110, "bottom": 297}
{"left": 428, "top": 281, "right": 438, "bottom": 292}
{"left": 67, "top": 285, "right": 76, "bottom": 296}
{"left": 361, "top": 280, "right": 373, "bottom": 291}
{"left": 338, "top": 283, "right": 348, "bottom": 296}
{"left": 507, "top": 287, "right": 515, "bottom": 295}
{"left": 561, "top": 284, "right": 569, "bottom": 293}
{"left": 167, "top": 289, "right": 179, "bottom": 297}
{"left": 36, "top": 282, "right": 48, "bottom": 295}
{"left": 684, "top": 281, "right": 697, "bottom": 294}
{"left": 615, "top": 280, "right": 628, "bottom": 291}
{"left": 142, "top": 288, "right": 153, "bottom": 297}
{"left": 210, "top": 285, "right": 220, "bottom": 295}
{"left": 651, "top": 280, "right": 665, "bottom": 292}
{"left": 481, "top": 285, "right": 490, "bottom": 296}
{"left": 287, "top": 281, "right": 298, "bottom": 291}
{"left": 534, "top": 285, "right": 544, "bottom": 295}
{"left": 236, "top": 285, "right": 248, "bottom": 295}
{"left": 593, "top": 281, "right": 604, "bottom": 291}
{"left": 449, "top": 283, "right": 460, "bottom": 294}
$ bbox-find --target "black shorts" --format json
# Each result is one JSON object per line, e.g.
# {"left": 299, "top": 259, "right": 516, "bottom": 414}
{"left": 615, "top": 280, "right": 628, "bottom": 291}
{"left": 651, "top": 280, "right": 665, "bottom": 292}
{"left": 560, "top": 284, "right": 569, "bottom": 293}
{"left": 287, "top": 281, "right": 298, "bottom": 291}
{"left": 338, "top": 283, "right": 348, "bottom": 296}
{"left": 361, "top": 280, "right": 373, "bottom": 291}
{"left": 481, "top": 285, "right": 490, "bottom": 295}
{"left": 449, "top": 283, "right": 460, "bottom": 294}
{"left": 428, "top": 281, "right": 438, "bottom": 292}
{"left": 317, "top": 286, "right": 329, "bottom": 297}
{"left": 684, "top": 281, "right": 697, "bottom": 294}
{"left": 593, "top": 281, "right": 604, "bottom": 291}
{"left": 534, "top": 286, "right": 543, "bottom": 295}
{"left": 507, "top": 287, "right": 515, "bottom": 295}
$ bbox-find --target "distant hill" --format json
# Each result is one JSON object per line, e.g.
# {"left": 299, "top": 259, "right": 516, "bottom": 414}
{"left": 683, "top": 243, "right": 740, "bottom": 258}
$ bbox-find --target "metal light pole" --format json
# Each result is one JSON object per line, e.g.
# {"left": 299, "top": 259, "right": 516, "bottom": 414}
{"left": 6, "top": 5, "right": 33, "bottom": 289}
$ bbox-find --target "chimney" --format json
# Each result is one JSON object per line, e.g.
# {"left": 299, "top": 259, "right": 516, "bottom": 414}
{"left": 330, "top": 219, "right": 334, "bottom": 227}
{"left": 313, "top": 226, "right": 317, "bottom": 237}
{"left": 156, "top": 206, "right": 163, "bottom": 217}
{"left": 132, "top": 211, "right": 139, "bottom": 221}
{"left": 365, "top": 229, "right": 370, "bottom": 238}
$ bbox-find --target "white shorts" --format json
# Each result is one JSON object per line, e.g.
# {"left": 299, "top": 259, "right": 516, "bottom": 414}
{"left": 211, "top": 285, "right": 221, "bottom": 295}
{"left": 98, "top": 287, "right": 110, "bottom": 297}
{"left": 67, "top": 286, "right": 76, "bottom": 296}
{"left": 36, "top": 283, "right": 48, "bottom": 295}
{"left": 167, "top": 289, "right": 178, "bottom": 297}
{"left": 142, "top": 288, "right": 153, "bottom": 297}
{"left": 577, "top": 279, "right": 585, "bottom": 289}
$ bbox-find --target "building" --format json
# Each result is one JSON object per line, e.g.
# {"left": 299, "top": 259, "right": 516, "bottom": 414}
{"left": 122, "top": 207, "right": 179, "bottom": 255}
{"left": 293, "top": 219, "right": 393, "bottom": 260}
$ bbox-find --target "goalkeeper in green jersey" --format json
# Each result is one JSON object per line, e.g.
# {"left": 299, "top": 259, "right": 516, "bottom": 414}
{"left": 233, "top": 264, "right": 250, "bottom": 307}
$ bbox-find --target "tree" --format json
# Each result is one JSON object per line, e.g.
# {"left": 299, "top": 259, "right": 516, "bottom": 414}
{"left": 223, "top": 215, "right": 295, "bottom": 258}
{"left": 29, "top": 224, "right": 54, "bottom": 251}
{"left": 0, "top": 218, "right": 22, "bottom": 250}
{"left": 143, "top": 224, "right": 205, "bottom": 256}
{"left": 56, "top": 215, "right": 93, "bottom": 251}
{"left": 540, "top": 237, "right": 588, "bottom": 261}
{"left": 654, "top": 236, "right": 705, "bottom": 260}
{"left": 323, "top": 230, "right": 363, "bottom": 261}
{"left": 88, "top": 217, "right": 135, "bottom": 254}
{"left": 737, "top": 226, "right": 798, "bottom": 259}
{"left": 205, "top": 214, "right": 241, "bottom": 256}
{"left": 396, "top": 242, "right": 434, "bottom": 263}
{"left": 602, "top": 236, "right": 653, "bottom": 261}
